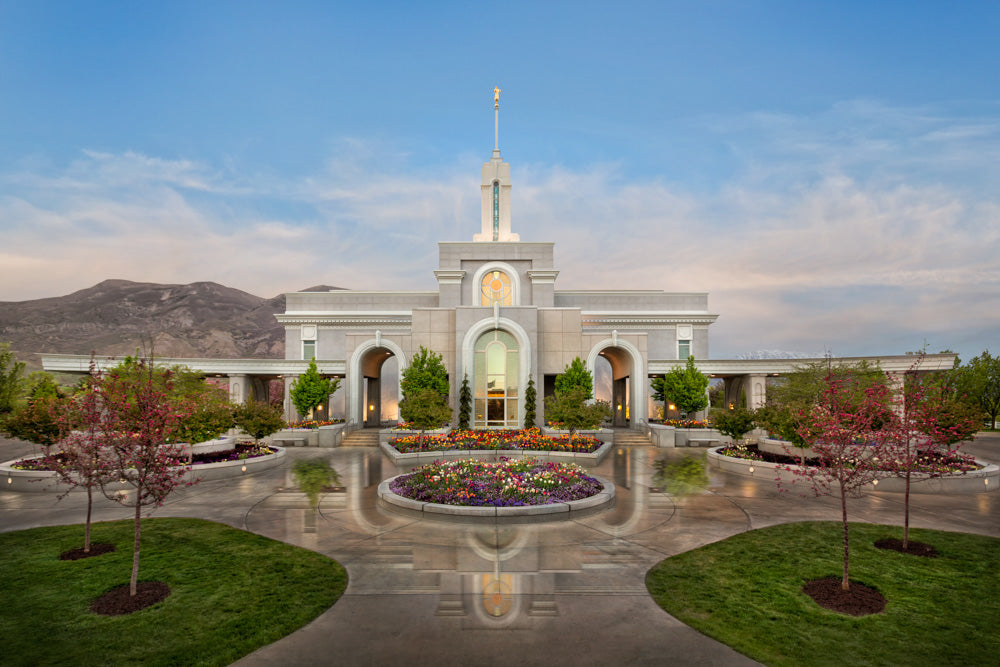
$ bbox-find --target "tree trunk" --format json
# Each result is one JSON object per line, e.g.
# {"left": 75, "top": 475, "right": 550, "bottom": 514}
{"left": 903, "top": 470, "right": 911, "bottom": 549}
{"left": 131, "top": 494, "right": 141, "bottom": 597}
{"left": 840, "top": 485, "right": 850, "bottom": 591}
{"left": 84, "top": 486, "right": 92, "bottom": 552}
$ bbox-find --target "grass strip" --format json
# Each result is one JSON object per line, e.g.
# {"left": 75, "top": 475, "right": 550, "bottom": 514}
{"left": 646, "top": 522, "right": 1000, "bottom": 667}
{"left": 0, "top": 517, "right": 347, "bottom": 666}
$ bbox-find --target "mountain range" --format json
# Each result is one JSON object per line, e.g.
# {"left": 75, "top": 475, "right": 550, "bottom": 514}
{"left": 0, "top": 280, "right": 340, "bottom": 371}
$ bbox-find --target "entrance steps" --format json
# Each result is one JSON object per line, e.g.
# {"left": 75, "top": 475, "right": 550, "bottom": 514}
{"left": 612, "top": 430, "right": 652, "bottom": 447}
{"left": 340, "top": 429, "right": 381, "bottom": 447}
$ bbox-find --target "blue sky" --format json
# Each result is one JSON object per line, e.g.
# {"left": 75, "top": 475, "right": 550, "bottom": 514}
{"left": 1, "top": 1, "right": 997, "bottom": 361}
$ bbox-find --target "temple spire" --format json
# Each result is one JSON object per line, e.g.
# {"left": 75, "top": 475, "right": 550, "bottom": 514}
{"left": 493, "top": 86, "right": 501, "bottom": 158}
{"left": 474, "top": 87, "right": 518, "bottom": 242}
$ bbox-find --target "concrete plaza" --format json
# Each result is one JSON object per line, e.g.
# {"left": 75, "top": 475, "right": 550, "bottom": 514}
{"left": 2, "top": 434, "right": 997, "bottom": 666}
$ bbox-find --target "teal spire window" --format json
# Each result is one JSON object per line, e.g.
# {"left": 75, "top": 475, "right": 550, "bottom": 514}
{"left": 492, "top": 181, "right": 499, "bottom": 241}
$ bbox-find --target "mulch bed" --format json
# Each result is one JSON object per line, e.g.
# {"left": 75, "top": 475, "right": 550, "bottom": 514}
{"left": 59, "top": 543, "right": 116, "bottom": 560}
{"left": 802, "top": 577, "right": 886, "bottom": 616}
{"left": 874, "top": 538, "right": 939, "bottom": 558}
{"left": 89, "top": 582, "right": 171, "bottom": 616}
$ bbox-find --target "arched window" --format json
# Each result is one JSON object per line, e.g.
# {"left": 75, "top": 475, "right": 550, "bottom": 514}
{"left": 474, "top": 329, "right": 519, "bottom": 428}
{"left": 480, "top": 270, "right": 512, "bottom": 306}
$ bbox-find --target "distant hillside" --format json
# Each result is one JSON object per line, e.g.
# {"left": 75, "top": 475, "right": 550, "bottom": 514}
{"left": 0, "top": 280, "right": 341, "bottom": 371}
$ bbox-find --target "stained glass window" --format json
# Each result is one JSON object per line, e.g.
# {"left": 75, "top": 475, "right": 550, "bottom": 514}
{"left": 492, "top": 181, "right": 500, "bottom": 241}
{"left": 480, "top": 270, "right": 512, "bottom": 306}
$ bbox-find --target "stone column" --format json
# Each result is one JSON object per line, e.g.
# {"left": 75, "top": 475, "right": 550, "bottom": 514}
{"left": 284, "top": 375, "right": 299, "bottom": 421}
{"left": 747, "top": 374, "right": 767, "bottom": 410}
{"left": 228, "top": 374, "right": 247, "bottom": 404}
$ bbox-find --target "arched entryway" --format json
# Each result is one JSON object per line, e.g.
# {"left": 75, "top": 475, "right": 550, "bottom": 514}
{"left": 350, "top": 339, "right": 407, "bottom": 427}
{"left": 587, "top": 339, "right": 646, "bottom": 427}
{"left": 460, "top": 318, "right": 532, "bottom": 430}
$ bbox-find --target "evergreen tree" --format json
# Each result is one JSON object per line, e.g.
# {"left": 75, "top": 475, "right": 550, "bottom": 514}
{"left": 523, "top": 374, "right": 537, "bottom": 429}
{"left": 290, "top": 359, "right": 340, "bottom": 419}
{"left": 650, "top": 355, "right": 709, "bottom": 417}
{"left": 400, "top": 346, "right": 449, "bottom": 399}
{"left": 399, "top": 387, "right": 453, "bottom": 433}
{"left": 544, "top": 387, "right": 611, "bottom": 437}
{"left": 458, "top": 373, "right": 472, "bottom": 430}
{"left": 554, "top": 357, "right": 593, "bottom": 399}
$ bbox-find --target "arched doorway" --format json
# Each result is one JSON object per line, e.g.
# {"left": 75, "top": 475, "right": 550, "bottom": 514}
{"left": 350, "top": 339, "right": 406, "bottom": 427}
{"left": 473, "top": 329, "right": 520, "bottom": 429}
{"left": 587, "top": 339, "right": 646, "bottom": 427}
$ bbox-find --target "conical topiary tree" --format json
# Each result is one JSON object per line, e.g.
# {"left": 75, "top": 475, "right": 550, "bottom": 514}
{"left": 458, "top": 373, "right": 472, "bottom": 430}
{"left": 523, "top": 374, "right": 537, "bottom": 429}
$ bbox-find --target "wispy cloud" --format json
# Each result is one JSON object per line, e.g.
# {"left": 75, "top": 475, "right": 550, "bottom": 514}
{"left": 1, "top": 103, "right": 997, "bottom": 361}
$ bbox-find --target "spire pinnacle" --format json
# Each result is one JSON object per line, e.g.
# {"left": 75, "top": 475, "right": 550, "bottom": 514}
{"left": 493, "top": 86, "right": 501, "bottom": 158}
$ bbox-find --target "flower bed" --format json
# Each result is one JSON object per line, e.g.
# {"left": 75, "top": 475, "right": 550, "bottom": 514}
{"left": 3, "top": 444, "right": 286, "bottom": 492}
{"left": 650, "top": 419, "right": 712, "bottom": 429}
{"left": 10, "top": 443, "right": 277, "bottom": 471}
{"left": 388, "top": 428, "right": 602, "bottom": 454}
{"left": 707, "top": 445, "right": 998, "bottom": 494}
{"left": 285, "top": 419, "right": 345, "bottom": 429}
{"left": 389, "top": 458, "right": 603, "bottom": 506}
{"left": 377, "top": 457, "right": 615, "bottom": 520}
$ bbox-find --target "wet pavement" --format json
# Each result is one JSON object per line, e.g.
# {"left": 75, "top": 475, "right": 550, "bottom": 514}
{"left": 2, "top": 433, "right": 997, "bottom": 666}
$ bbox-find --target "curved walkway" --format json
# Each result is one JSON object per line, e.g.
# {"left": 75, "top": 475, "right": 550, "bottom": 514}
{"left": 1, "top": 434, "right": 997, "bottom": 666}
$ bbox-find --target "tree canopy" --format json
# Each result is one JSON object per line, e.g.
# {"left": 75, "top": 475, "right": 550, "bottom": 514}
{"left": 544, "top": 387, "right": 611, "bottom": 436}
{"left": 554, "top": 357, "right": 593, "bottom": 399}
{"left": 650, "top": 356, "right": 709, "bottom": 417}
{"left": 399, "top": 386, "right": 452, "bottom": 432}
{"left": 290, "top": 359, "right": 340, "bottom": 418}
{"left": 0, "top": 343, "right": 25, "bottom": 414}
{"left": 957, "top": 350, "right": 1000, "bottom": 428}
{"left": 400, "top": 346, "right": 449, "bottom": 400}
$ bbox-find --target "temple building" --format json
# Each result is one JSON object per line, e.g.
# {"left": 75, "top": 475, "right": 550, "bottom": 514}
{"left": 275, "top": 91, "right": 717, "bottom": 428}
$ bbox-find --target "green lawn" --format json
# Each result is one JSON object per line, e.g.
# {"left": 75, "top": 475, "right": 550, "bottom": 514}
{"left": 646, "top": 522, "right": 1000, "bottom": 667}
{"left": 0, "top": 518, "right": 347, "bottom": 666}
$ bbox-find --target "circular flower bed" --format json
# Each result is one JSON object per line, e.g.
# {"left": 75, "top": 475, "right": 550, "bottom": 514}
{"left": 718, "top": 443, "right": 980, "bottom": 473}
{"left": 389, "top": 457, "right": 603, "bottom": 507}
{"left": 389, "top": 427, "right": 601, "bottom": 454}
{"left": 10, "top": 442, "right": 277, "bottom": 471}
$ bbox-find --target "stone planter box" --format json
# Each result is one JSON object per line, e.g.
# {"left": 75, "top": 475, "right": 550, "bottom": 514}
{"left": 186, "top": 436, "right": 238, "bottom": 456}
{"left": 377, "top": 474, "right": 615, "bottom": 521}
{"left": 379, "top": 427, "right": 451, "bottom": 445}
{"left": 379, "top": 438, "right": 614, "bottom": 468}
{"left": 647, "top": 423, "right": 676, "bottom": 448}
{"left": 1, "top": 446, "right": 286, "bottom": 492}
{"left": 271, "top": 423, "right": 347, "bottom": 448}
{"left": 674, "top": 428, "right": 731, "bottom": 448}
{"left": 758, "top": 437, "right": 820, "bottom": 460}
{"left": 707, "top": 446, "right": 999, "bottom": 495}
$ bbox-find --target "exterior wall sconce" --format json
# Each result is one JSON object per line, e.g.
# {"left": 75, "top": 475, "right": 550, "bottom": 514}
{"left": 748, "top": 466, "right": 755, "bottom": 474}
{"left": 668, "top": 404, "right": 676, "bottom": 411}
